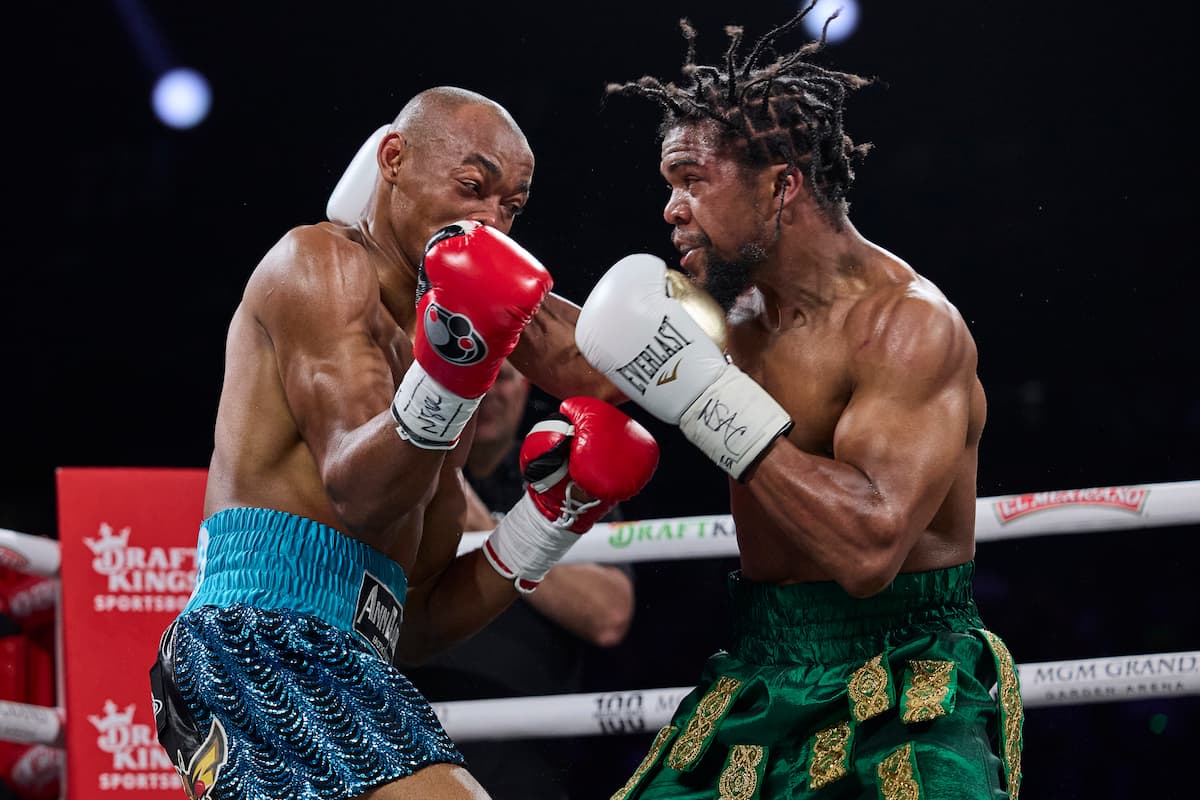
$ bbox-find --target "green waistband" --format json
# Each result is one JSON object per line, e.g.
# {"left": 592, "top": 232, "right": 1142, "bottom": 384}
{"left": 728, "top": 562, "right": 983, "bottom": 665}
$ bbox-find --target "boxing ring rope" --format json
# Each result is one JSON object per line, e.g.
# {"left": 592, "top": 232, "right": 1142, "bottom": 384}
{"left": 433, "top": 649, "right": 1200, "bottom": 742}
{"left": 460, "top": 479, "right": 1200, "bottom": 563}
{"left": 0, "top": 527, "right": 60, "bottom": 577}
{"left": 1, "top": 479, "right": 1197, "bottom": 748}
{"left": 4, "top": 481, "right": 1197, "bottom": 577}
{"left": 2, "top": 647, "right": 1198, "bottom": 747}
{"left": 2, "top": 648, "right": 1197, "bottom": 746}
{"left": 0, "top": 701, "right": 62, "bottom": 748}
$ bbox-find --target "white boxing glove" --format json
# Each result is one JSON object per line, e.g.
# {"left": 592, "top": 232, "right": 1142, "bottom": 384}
{"left": 576, "top": 254, "right": 792, "bottom": 480}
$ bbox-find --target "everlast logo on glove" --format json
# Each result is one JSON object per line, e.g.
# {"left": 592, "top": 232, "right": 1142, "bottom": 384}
{"left": 423, "top": 303, "right": 488, "bottom": 365}
{"left": 577, "top": 253, "right": 792, "bottom": 481}
{"left": 615, "top": 315, "right": 693, "bottom": 395}
{"left": 354, "top": 573, "right": 403, "bottom": 665}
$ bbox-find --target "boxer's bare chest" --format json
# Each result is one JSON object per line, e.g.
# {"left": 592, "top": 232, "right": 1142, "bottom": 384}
{"left": 728, "top": 304, "right": 854, "bottom": 458}
{"left": 368, "top": 302, "right": 415, "bottom": 386}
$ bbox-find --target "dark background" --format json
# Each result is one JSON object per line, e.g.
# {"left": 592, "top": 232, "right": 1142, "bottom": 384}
{"left": 6, "top": 1, "right": 1198, "bottom": 797}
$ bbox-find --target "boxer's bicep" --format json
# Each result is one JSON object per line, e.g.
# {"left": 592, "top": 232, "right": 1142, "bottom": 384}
{"left": 835, "top": 295, "right": 974, "bottom": 537}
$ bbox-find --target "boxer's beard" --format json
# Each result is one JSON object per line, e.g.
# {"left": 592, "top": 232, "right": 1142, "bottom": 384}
{"left": 704, "top": 240, "right": 768, "bottom": 313}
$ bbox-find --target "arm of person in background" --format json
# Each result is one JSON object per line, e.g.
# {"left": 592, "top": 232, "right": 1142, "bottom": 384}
{"left": 461, "top": 477, "right": 635, "bottom": 649}
{"left": 527, "top": 565, "right": 634, "bottom": 649}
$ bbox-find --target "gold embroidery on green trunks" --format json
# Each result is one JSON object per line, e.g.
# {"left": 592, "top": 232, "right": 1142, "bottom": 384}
{"left": 900, "top": 660, "right": 957, "bottom": 723}
{"left": 609, "top": 725, "right": 677, "bottom": 800}
{"left": 981, "top": 630, "right": 1024, "bottom": 800}
{"left": 876, "top": 742, "right": 923, "bottom": 800}
{"left": 717, "top": 744, "right": 765, "bottom": 800}
{"left": 808, "top": 720, "right": 852, "bottom": 790}
{"left": 848, "top": 653, "right": 894, "bottom": 722}
{"left": 666, "top": 676, "right": 743, "bottom": 771}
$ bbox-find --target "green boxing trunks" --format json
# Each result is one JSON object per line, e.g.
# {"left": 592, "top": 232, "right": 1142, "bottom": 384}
{"left": 613, "top": 562, "right": 1023, "bottom": 799}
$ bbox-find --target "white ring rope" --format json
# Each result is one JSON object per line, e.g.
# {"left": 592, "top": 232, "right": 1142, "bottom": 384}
{"left": 431, "top": 649, "right": 1200, "bottom": 742}
{"left": 1, "top": 480, "right": 1196, "bottom": 577}
{"left": 460, "top": 479, "right": 1200, "bottom": 564}
{"left": 2, "top": 650, "right": 1195, "bottom": 746}
{"left": 0, "top": 700, "right": 63, "bottom": 748}
{"left": 0, "top": 527, "right": 61, "bottom": 576}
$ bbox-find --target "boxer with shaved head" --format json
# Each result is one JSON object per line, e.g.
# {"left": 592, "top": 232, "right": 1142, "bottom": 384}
{"left": 149, "top": 87, "right": 657, "bottom": 800}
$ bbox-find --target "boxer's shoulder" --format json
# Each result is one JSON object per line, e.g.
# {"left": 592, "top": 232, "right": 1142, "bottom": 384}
{"left": 246, "top": 224, "right": 378, "bottom": 313}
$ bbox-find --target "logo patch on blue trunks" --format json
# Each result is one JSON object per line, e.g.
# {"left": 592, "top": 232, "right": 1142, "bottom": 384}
{"left": 174, "top": 718, "right": 228, "bottom": 800}
{"left": 355, "top": 571, "right": 404, "bottom": 665}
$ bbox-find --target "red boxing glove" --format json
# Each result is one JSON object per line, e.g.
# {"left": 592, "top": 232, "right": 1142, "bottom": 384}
{"left": 392, "top": 221, "right": 553, "bottom": 449}
{"left": 483, "top": 397, "right": 659, "bottom": 592}
{"left": 415, "top": 221, "right": 553, "bottom": 397}
{"left": 522, "top": 397, "right": 660, "bottom": 532}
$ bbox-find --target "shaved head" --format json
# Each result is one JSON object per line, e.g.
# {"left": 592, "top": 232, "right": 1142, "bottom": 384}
{"left": 393, "top": 86, "right": 527, "bottom": 149}
{"left": 376, "top": 85, "right": 535, "bottom": 253}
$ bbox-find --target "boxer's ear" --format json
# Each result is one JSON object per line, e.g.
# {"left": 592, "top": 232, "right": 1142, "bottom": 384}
{"left": 768, "top": 163, "right": 803, "bottom": 203}
{"left": 379, "top": 132, "right": 407, "bottom": 180}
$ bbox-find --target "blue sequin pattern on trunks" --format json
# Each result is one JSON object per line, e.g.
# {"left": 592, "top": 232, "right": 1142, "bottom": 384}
{"left": 172, "top": 604, "right": 464, "bottom": 799}
{"left": 157, "top": 506, "right": 464, "bottom": 798}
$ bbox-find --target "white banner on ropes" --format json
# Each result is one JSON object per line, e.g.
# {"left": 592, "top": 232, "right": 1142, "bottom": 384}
{"left": 2, "top": 480, "right": 1196, "bottom": 576}
{"left": 0, "top": 700, "right": 63, "bottom": 747}
{"left": 975, "top": 481, "right": 1200, "bottom": 541}
{"left": 431, "top": 649, "right": 1200, "bottom": 742}
{"left": 2, "top": 650, "right": 1197, "bottom": 747}
{"left": 457, "top": 479, "right": 1200, "bottom": 563}
{"left": 0, "top": 527, "right": 61, "bottom": 576}
{"left": 1015, "top": 651, "right": 1200, "bottom": 709}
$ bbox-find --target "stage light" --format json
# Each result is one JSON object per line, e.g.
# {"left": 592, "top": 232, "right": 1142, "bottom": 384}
{"left": 151, "top": 67, "right": 212, "bottom": 130}
{"left": 801, "top": 0, "right": 861, "bottom": 44}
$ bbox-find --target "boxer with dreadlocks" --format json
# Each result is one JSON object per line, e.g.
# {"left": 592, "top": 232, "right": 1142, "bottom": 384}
{"left": 577, "top": 6, "right": 1024, "bottom": 798}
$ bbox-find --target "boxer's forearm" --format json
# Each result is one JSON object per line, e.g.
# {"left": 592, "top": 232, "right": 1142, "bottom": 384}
{"left": 510, "top": 292, "right": 627, "bottom": 405}
{"left": 320, "top": 412, "right": 449, "bottom": 535}
{"left": 395, "top": 548, "right": 519, "bottom": 665}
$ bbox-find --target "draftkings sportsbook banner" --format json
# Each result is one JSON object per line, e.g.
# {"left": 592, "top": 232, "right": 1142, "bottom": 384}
{"left": 56, "top": 467, "right": 207, "bottom": 798}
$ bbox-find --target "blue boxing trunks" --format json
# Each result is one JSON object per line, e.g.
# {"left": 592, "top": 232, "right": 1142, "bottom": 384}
{"left": 148, "top": 507, "right": 465, "bottom": 800}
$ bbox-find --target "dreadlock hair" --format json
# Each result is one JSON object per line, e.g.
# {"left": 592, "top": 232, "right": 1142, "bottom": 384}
{"left": 606, "top": 4, "right": 875, "bottom": 226}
